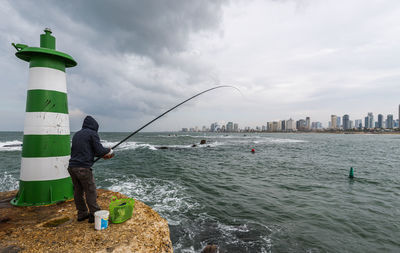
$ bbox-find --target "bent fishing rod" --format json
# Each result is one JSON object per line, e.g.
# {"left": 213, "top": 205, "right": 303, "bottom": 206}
{"left": 94, "top": 85, "right": 240, "bottom": 163}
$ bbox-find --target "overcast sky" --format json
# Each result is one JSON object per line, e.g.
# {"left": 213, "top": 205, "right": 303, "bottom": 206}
{"left": 1, "top": 0, "right": 400, "bottom": 131}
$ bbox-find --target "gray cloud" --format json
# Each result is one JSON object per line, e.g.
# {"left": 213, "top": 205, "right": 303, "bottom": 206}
{"left": 3, "top": 0, "right": 400, "bottom": 131}
{"left": 3, "top": 0, "right": 227, "bottom": 131}
{"left": 12, "top": 0, "right": 225, "bottom": 61}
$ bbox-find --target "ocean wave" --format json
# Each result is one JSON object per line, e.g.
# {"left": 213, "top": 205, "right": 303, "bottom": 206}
{"left": 0, "top": 140, "right": 22, "bottom": 151}
{"left": 271, "top": 138, "right": 307, "bottom": 143}
{"left": 101, "top": 140, "right": 225, "bottom": 151}
{"left": 173, "top": 217, "right": 274, "bottom": 253}
{"left": 100, "top": 140, "right": 157, "bottom": 151}
{"left": 152, "top": 134, "right": 211, "bottom": 138}
{"left": 154, "top": 134, "right": 197, "bottom": 138}
{"left": 155, "top": 134, "right": 240, "bottom": 139}
{"left": 163, "top": 141, "right": 225, "bottom": 149}
{"left": 0, "top": 172, "right": 19, "bottom": 192}
{"left": 252, "top": 138, "right": 307, "bottom": 144}
{"left": 106, "top": 176, "right": 199, "bottom": 226}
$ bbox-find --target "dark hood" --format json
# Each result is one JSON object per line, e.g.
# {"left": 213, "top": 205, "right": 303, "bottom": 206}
{"left": 82, "top": 116, "right": 99, "bottom": 132}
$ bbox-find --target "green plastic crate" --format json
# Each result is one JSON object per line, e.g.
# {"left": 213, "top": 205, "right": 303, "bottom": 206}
{"left": 109, "top": 196, "right": 135, "bottom": 224}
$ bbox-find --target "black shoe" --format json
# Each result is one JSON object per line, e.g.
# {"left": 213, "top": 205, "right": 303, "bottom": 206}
{"left": 88, "top": 214, "right": 95, "bottom": 223}
{"left": 77, "top": 214, "right": 89, "bottom": 222}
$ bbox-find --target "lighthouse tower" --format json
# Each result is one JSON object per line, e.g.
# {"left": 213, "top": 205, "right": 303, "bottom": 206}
{"left": 11, "top": 29, "right": 77, "bottom": 206}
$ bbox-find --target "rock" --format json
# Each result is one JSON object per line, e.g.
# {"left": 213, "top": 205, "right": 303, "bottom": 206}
{"left": 201, "top": 244, "right": 218, "bottom": 253}
{"left": 0, "top": 217, "right": 11, "bottom": 223}
{"left": 3, "top": 144, "right": 22, "bottom": 148}
{"left": 200, "top": 140, "right": 206, "bottom": 145}
{"left": 0, "top": 189, "right": 172, "bottom": 252}
{"left": 0, "top": 245, "right": 22, "bottom": 253}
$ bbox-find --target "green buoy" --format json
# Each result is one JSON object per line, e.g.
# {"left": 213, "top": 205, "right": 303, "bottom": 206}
{"left": 349, "top": 167, "right": 354, "bottom": 179}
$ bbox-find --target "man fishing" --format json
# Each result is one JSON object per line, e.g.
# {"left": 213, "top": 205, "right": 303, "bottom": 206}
{"left": 68, "top": 115, "right": 115, "bottom": 223}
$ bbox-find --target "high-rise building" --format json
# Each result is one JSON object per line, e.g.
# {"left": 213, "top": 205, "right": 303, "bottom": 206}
{"left": 233, "top": 123, "right": 239, "bottom": 132}
{"left": 296, "top": 119, "right": 306, "bottom": 131}
{"left": 305, "top": 117, "right": 310, "bottom": 130}
{"left": 226, "top": 122, "right": 234, "bottom": 132}
{"left": 311, "top": 122, "right": 323, "bottom": 129}
{"left": 364, "top": 112, "right": 374, "bottom": 129}
{"left": 355, "top": 119, "right": 362, "bottom": 129}
{"left": 267, "top": 122, "right": 273, "bottom": 131}
{"left": 210, "top": 122, "right": 219, "bottom": 132}
{"left": 337, "top": 116, "right": 341, "bottom": 129}
{"left": 378, "top": 114, "right": 383, "bottom": 128}
{"left": 387, "top": 114, "right": 394, "bottom": 129}
{"left": 331, "top": 115, "right": 338, "bottom": 129}
{"left": 286, "top": 118, "right": 295, "bottom": 131}
{"left": 368, "top": 112, "right": 374, "bottom": 129}
{"left": 398, "top": 104, "right": 400, "bottom": 126}
{"left": 343, "top": 114, "right": 350, "bottom": 130}
{"left": 272, "top": 121, "right": 279, "bottom": 132}
{"left": 281, "top": 120, "right": 286, "bottom": 131}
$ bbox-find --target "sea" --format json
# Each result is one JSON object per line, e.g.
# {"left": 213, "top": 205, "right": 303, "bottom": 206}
{"left": 1, "top": 131, "right": 400, "bottom": 253}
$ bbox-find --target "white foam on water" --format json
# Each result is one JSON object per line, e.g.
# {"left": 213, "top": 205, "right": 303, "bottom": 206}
{"left": 252, "top": 138, "right": 307, "bottom": 144}
{"left": 165, "top": 141, "right": 225, "bottom": 149}
{"left": 100, "top": 140, "right": 157, "bottom": 151}
{"left": 153, "top": 134, "right": 209, "bottom": 138}
{"left": 270, "top": 138, "right": 307, "bottom": 143}
{"left": 0, "top": 140, "right": 22, "bottom": 151}
{"left": 155, "top": 134, "right": 179, "bottom": 138}
{"left": 106, "top": 176, "right": 199, "bottom": 225}
{"left": 210, "top": 222, "right": 274, "bottom": 252}
{"left": 154, "top": 134, "right": 199, "bottom": 138}
{"left": 261, "top": 236, "right": 273, "bottom": 253}
{"left": 217, "top": 223, "right": 250, "bottom": 233}
{"left": 0, "top": 172, "right": 19, "bottom": 191}
{"left": 100, "top": 139, "right": 226, "bottom": 150}
{"left": 179, "top": 246, "right": 195, "bottom": 253}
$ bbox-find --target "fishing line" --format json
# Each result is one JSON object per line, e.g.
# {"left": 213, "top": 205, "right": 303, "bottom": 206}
{"left": 94, "top": 85, "right": 241, "bottom": 163}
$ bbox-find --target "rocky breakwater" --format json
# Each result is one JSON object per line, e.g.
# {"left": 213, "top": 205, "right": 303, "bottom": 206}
{"left": 0, "top": 189, "right": 172, "bottom": 252}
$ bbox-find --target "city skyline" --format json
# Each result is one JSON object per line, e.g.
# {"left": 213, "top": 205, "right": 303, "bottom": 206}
{"left": 182, "top": 106, "right": 400, "bottom": 132}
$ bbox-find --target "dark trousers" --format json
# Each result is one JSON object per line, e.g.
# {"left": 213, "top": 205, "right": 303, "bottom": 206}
{"left": 68, "top": 167, "right": 100, "bottom": 218}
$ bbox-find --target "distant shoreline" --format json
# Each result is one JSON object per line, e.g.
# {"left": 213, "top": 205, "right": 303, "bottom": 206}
{"left": 180, "top": 130, "right": 400, "bottom": 135}
{"left": 1, "top": 130, "right": 400, "bottom": 135}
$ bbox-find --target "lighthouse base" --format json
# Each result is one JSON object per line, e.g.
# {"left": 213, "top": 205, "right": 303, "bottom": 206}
{"left": 11, "top": 177, "right": 73, "bottom": 206}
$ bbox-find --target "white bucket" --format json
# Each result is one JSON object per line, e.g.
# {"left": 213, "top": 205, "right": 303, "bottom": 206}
{"left": 94, "top": 210, "right": 109, "bottom": 230}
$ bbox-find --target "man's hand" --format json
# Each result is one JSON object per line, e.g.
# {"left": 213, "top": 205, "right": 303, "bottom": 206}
{"left": 103, "top": 149, "right": 115, "bottom": 160}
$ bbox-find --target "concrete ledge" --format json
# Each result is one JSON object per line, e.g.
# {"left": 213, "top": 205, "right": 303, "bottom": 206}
{"left": 0, "top": 189, "right": 173, "bottom": 252}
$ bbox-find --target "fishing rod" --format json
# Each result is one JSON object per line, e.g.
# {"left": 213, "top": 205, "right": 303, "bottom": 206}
{"left": 94, "top": 85, "right": 240, "bottom": 163}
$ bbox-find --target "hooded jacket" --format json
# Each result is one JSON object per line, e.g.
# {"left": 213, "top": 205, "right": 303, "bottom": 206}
{"left": 69, "top": 116, "right": 110, "bottom": 168}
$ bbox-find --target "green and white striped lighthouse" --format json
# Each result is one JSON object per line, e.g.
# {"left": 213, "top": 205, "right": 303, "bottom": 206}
{"left": 11, "top": 28, "right": 77, "bottom": 206}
